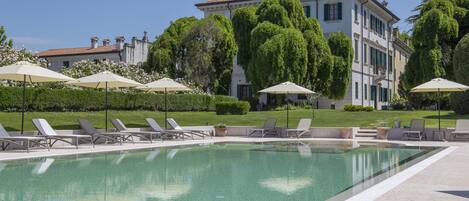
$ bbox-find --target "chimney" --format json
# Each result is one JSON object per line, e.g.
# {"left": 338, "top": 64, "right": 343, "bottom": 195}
{"left": 382, "top": 0, "right": 388, "bottom": 7}
{"left": 132, "top": 36, "right": 137, "bottom": 46}
{"left": 143, "top": 31, "right": 149, "bottom": 42}
{"left": 90, "top": 36, "right": 99, "bottom": 48}
{"left": 102, "top": 38, "right": 111, "bottom": 46}
{"left": 116, "top": 36, "right": 125, "bottom": 50}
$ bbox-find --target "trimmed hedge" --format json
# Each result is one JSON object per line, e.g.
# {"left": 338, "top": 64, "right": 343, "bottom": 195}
{"left": 0, "top": 86, "right": 237, "bottom": 112}
{"left": 344, "top": 104, "right": 374, "bottom": 112}
{"left": 215, "top": 101, "right": 250, "bottom": 115}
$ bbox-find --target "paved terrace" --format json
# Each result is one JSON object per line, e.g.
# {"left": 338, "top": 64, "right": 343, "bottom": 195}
{"left": 0, "top": 137, "right": 468, "bottom": 201}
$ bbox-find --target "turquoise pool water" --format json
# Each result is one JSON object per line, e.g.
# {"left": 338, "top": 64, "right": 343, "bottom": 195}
{"left": 0, "top": 141, "right": 439, "bottom": 201}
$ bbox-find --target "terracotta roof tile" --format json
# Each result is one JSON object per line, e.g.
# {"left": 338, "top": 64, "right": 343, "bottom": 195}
{"left": 37, "top": 45, "right": 119, "bottom": 57}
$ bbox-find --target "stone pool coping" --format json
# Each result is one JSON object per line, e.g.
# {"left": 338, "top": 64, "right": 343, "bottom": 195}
{"left": 0, "top": 137, "right": 466, "bottom": 201}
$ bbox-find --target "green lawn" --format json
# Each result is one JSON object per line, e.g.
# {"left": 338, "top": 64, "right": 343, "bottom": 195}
{"left": 1, "top": 109, "right": 467, "bottom": 131}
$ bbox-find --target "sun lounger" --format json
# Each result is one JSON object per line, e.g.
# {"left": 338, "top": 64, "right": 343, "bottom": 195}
{"left": 166, "top": 118, "right": 209, "bottom": 139}
{"left": 249, "top": 118, "right": 278, "bottom": 138}
{"left": 286, "top": 119, "right": 312, "bottom": 138}
{"left": 111, "top": 119, "right": 161, "bottom": 143}
{"left": 145, "top": 118, "right": 190, "bottom": 140}
{"left": 32, "top": 119, "right": 93, "bottom": 149}
{"left": 451, "top": 120, "right": 469, "bottom": 141}
{"left": 79, "top": 119, "right": 134, "bottom": 145}
{"left": 0, "top": 123, "right": 49, "bottom": 152}
{"left": 402, "top": 119, "right": 426, "bottom": 141}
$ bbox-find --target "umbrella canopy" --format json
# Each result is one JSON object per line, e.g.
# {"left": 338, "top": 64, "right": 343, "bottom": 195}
{"left": 0, "top": 61, "right": 75, "bottom": 82}
{"left": 0, "top": 61, "right": 75, "bottom": 134}
{"left": 68, "top": 71, "right": 142, "bottom": 88}
{"left": 138, "top": 78, "right": 191, "bottom": 128}
{"left": 411, "top": 78, "right": 469, "bottom": 92}
{"left": 138, "top": 77, "right": 191, "bottom": 92}
{"left": 259, "top": 82, "right": 315, "bottom": 128}
{"left": 259, "top": 81, "right": 314, "bottom": 94}
{"left": 411, "top": 78, "right": 469, "bottom": 134}
{"left": 69, "top": 71, "right": 142, "bottom": 131}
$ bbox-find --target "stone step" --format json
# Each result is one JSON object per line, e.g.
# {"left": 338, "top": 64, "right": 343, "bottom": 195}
{"left": 356, "top": 133, "right": 377, "bottom": 137}
{"left": 357, "top": 129, "right": 378, "bottom": 134}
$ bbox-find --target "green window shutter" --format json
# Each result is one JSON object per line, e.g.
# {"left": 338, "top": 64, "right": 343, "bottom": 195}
{"left": 338, "top": 3, "right": 342, "bottom": 20}
{"left": 324, "top": 4, "right": 329, "bottom": 21}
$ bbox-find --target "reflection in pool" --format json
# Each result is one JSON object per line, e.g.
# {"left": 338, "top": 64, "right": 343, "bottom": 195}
{"left": 0, "top": 141, "right": 439, "bottom": 201}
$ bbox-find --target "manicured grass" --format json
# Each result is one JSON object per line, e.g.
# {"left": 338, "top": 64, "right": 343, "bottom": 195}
{"left": 1, "top": 109, "right": 467, "bottom": 131}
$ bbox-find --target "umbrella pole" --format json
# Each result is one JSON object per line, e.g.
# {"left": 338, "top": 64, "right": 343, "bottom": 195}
{"left": 21, "top": 75, "right": 26, "bottom": 134}
{"left": 105, "top": 82, "right": 108, "bottom": 132}
{"left": 437, "top": 89, "right": 441, "bottom": 131}
{"left": 286, "top": 93, "right": 289, "bottom": 129}
{"left": 165, "top": 88, "right": 167, "bottom": 129}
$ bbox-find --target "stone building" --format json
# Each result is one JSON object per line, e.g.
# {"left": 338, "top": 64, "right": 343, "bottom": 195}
{"left": 37, "top": 32, "right": 150, "bottom": 71}
{"left": 392, "top": 28, "right": 413, "bottom": 98}
{"left": 196, "top": 0, "right": 401, "bottom": 110}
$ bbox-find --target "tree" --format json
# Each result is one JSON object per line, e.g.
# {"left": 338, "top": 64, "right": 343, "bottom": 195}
{"left": 328, "top": 32, "right": 353, "bottom": 100}
{"left": 232, "top": 6, "right": 258, "bottom": 69}
{"left": 251, "top": 28, "right": 307, "bottom": 91}
{"left": 180, "top": 15, "right": 237, "bottom": 94}
{"left": 0, "top": 26, "right": 13, "bottom": 48}
{"left": 279, "top": 0, "right": 309, "bottom": 31}
{"left": 256, "top": 0, "right": 293, "bottom": 28}
{"left": 145, "top": 17, "right": 198, "bottom": 76}
{"left": 451, "top": 33, "right": 469, "bottom": 114}
{"left": 303, "top": 29, "right": 333, "bottom": 95}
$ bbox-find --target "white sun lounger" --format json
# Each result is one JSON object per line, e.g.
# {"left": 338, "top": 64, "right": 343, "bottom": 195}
{"left": 32, "top": 119, "right": 93, "bottom": 149}
{"left": 0, "top": 123, "right": 49, "bottom": 152}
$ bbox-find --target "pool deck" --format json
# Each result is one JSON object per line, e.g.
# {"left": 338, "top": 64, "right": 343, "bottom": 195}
{"left": 0, "top": 137, "right": 468, "bottom": 201}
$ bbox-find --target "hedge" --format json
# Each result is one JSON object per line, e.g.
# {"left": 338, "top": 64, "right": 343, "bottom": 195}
{"left": 344, "top": 104, "right": 374, "bottom": 112}
{"left": 0, "top": 86, "right": 237, "bottom": 112}
{"left": 215, "top": 101, "right": 250, "bottom": 115}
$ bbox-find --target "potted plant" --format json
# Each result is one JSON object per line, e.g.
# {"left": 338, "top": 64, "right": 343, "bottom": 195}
{"left": 214, "top": 123, "right": 227, "bottom": 137}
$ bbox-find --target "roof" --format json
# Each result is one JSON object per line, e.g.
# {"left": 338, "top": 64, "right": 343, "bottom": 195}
{"left": 36, "top": 45, "right": 119, "bottom": 57}
{"left": 195, "top": 0, "right": 400, "bottom": 21}
{"left": 195, "top": 0, "right": 251, "bottom": 7}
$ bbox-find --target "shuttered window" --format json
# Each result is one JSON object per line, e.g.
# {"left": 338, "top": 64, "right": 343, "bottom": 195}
{"left": 324, "top": 3, "right": 342, "bottom": 21}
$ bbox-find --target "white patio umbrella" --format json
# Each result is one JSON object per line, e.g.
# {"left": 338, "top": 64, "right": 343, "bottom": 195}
{"left": 69, "top": 71, "right": 142, "bottom": 131}
{"left": 137, "top": 78, "right": 191, "bottom": 128}
{"left": 259, "top": 82, "right": 315, "bottom": 128}
{"left": 0, "top": 61, "right": 76, "bottom": 134}
{"left": 411, "top": 78, "right": 469, "bottom": 131}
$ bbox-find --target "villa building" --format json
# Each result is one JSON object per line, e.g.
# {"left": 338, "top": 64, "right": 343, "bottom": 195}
{"left": 196, "top": 0, "right": 401, "bottom": 110}
{"left": 37, "top": 32, "right": 150, "bottom": 71}
{"left": 392, "top": 28, "right": 413, "bottom": 98}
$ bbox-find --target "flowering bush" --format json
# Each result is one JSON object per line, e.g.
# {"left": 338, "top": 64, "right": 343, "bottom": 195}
{"left": 0, "top": 47, "right": 46, "bottom": 67}
{"left": 62, "top": 60, "right": 205, "bottom": 94}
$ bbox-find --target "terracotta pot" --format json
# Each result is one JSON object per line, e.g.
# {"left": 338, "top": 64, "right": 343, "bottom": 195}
{"left": 340, "top": 128, "right": 352, "bottom": 139}
{"left": 377, "top": 127, "right": 390, "bottom": 140}
{"left": 215, "top": 128, "right": 227, "bottom": 137}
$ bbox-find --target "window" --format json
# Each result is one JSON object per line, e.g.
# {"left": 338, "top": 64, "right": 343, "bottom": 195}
{"left": 324, "top": 3, "right": 342, "bottom": 21}
{"left": 364, "top": 44, "right": 368, "bottom": 64}
{"left": 370, "top": 47, "right": 386, "bottom": 74}
{"left": 355, "top": 82, "right": 359, "bottom": 99}
{"left": 304, "top": 6, "right": 311, "bottom": 18}
{"left": 364, "top": 84, "right": 368, "bottom": 100}
{"left": 63, "top": 61, "right": 70, "bottom": 68}
{"left": 389, "top": 55, "right": 393, "bottom": 73}
{"left": 354, "top": 4, "right": 358, "bottom": 22}
{"left": 371, "top": 85, "right": 377, "bottom": 101}
{"left": 364, "top": 10, "right": 367, "bottom": 26}
{"left": 370, "top": 14, "right": 385, "bottom": 35}
{"left": 380, "top": 87, "right": 388, "bottom": 102}
{"left": 354, "top": 39, "right": 359, "bottom": 61}
{"left": 237, "top": 85, "right": 252, "bottom": 100}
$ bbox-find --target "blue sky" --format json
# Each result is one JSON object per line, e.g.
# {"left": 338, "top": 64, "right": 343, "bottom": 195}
{"left": 0, "top": 0, "right": 420, "bottom": 52}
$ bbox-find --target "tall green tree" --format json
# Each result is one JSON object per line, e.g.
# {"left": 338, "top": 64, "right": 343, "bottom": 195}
{"left": 328, "top": 32, "right": 353, "bottom": 100}
{"left": 145, "top": 17, "right": 198, "bottom": 76}
{"left": 180, "top": 15, "right": 237, "bottom": 94}
{"left": 303, "top": 29, "right": 332, "bottom": 95}
{"left": 451, "top": 33, "right": 469, "bottom": 114}
{"left": 256, "top": 0, "right": 293, "bottom": 28}
{"left": 232, "top": 7, "right": 258, "bottom": 69}
{"left": 0, "top": 26, "right": 13, "bottom": 48}
{"left": 279, "top": 0, "right": 309, "bottom": 31}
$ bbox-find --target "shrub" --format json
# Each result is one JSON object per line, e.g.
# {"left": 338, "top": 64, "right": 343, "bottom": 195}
{"left": 0, "top": 86, "right": 236, "bottom": 112}
{"left": 215, "top": 101, "right": 250, "bottom": 115}
{"left": 390, "top": 96, "right": 408, "bottom": 110}
{"left": 344, "top": 104, "right": 373, "bottom": 112}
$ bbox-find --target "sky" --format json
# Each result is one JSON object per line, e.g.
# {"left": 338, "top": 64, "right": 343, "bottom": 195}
{"left": 0, "top": 0, "right": 420, "bottom": 52}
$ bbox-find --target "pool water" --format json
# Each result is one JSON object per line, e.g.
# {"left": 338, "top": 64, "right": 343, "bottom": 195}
{"left": 0, "top": 141, "right": 439, "bottom": 201}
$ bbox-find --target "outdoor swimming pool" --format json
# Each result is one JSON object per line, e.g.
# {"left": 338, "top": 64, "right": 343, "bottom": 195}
{"left": 0, "top": 141, "right": 441, "bottom": 201}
